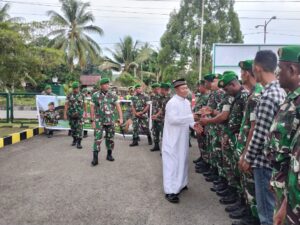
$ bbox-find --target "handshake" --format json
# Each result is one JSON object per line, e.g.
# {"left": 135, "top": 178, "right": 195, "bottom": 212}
{"left": 193, "top": 123, "right": 203, "bottom": 135}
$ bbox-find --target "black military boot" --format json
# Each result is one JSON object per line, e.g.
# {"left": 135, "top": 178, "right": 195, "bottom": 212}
{"left": 68, "top": 130, "right": 72, "bottom": 136}
{"left": 193, "top": 156, "right": 203, "bottom": 164}
{"left": 225, "top": 197, "right": 246, "bottom": 212}
{"left": 83, "top": 130, "right": 88, "bottom": 138}
{"left": 91, "top": 151, "right": 98, "bottom": 166}
{"left": 77, "top": 138, "right": 83, "bottom": 149}
{"left": 130, "top": 138, "right": 139, "bottom": 147}
{"left": 71, "top": 137, "right": 77, "bottom": 146}
{"left": 150, "top": 142, "right": 160, "bottom": 151}
{"left": 147, "top": 135, "right": 153, "bottom": 145}
{"left": 106, "top": 150, "right": 115, "bottom": 161}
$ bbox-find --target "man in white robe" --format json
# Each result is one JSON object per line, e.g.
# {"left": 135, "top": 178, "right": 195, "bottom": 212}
{"left": 162, "top": 78, "right": 202, "bottom": 203}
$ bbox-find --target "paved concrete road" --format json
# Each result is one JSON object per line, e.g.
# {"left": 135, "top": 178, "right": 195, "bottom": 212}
{"left": 0, "top": 132, "right": 232, "bottom": 225}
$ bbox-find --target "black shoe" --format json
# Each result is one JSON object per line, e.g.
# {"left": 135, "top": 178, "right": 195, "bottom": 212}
{"left": 179, "top": 186, "right": 188, "bottom": 194}
{"left": 210, "top": 183, "right": 228, "bottom": 192}
{"left": 193, "top": 157, "right": 203, "bottom": 164}
{"left": 232, "top": 215, "right": 260, "bottom": 225}
{"left": 220, "top": 194, "right": 238, "bottom": 205}
{"left": 150, "top": 142, "right": 160, "bottom": 151}
{"left": 68, "top": 130, "right": 72, "bottom": 136}
{"left": 165, "top": 194, "right": 179, "bottom": 203}
{"left": 189, "top": 141, "right": 192, "bottom": 147}
{"left": 106, "top": 150, "right": 115, "bottom": 161}
{"left": 91, "top": 151, "right": 98, "bottom": 167}
{"left": 83, "top": 130, "right": 88, "bottom": 138}
{"left": 195, "top": 161, "right": 207, "bottom": 169}
{"left": 216, "top": 188, "right": 230, "bottom": 197}
{"left": 129, "top": 139, "right": 139, "bottom": 147}
{"left": 77, "top": 138, "right": 83, "bottom": 149}
{"left": 71, "top": 137, "right": 77, "bottom": 146}
{"left": 203, "top": 169, "right": 213, "bottom": 177}
{"left": 147, "top": 135, "right": 153, "bottom": 145}
{"left": 205, "top": 174, "right": 219, "bottom": 182}
{"left": 213, "top": 177, "right": 227, "bottom": 185}
{"left": 229, "top": 207, "right": 247, "bottom": 219}
{"left": 225, "top": 201, "right": 243, "bottom": 213}
{"left": 195, "top": 166, "right": 209, "bottom": 174}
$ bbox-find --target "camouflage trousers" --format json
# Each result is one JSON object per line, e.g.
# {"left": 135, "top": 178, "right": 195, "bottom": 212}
{"left": 132, "top": 116, "right": 150, "bottom": 139}
{"left": 152, "top": 120, "right": 162, "bottom": 143}
{"left": 222, "top": 130, "right": 240, "bottom": 188}
{"left": 236, "top": 143, "right": 258, "bottom": 218}
{"left": 93, "top": 123, "right": 115, "bottom": 152}
{"left": 203, "top": 125, "right": 213, "bottom": 164}
{"left": 209, "top": 129, "right": 223, "bottom": 174}
{"left": 69, "top": 118, "right": 83, "bottom": 139}
{"left": 196, "top": 133, "right": 207, "bottom": 159}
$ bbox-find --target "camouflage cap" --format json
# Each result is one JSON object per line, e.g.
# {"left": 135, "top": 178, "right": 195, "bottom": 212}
{"left": 278, "top": 45, "right": 300, "bottom": 63}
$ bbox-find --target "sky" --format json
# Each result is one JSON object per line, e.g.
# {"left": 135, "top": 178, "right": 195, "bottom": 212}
{"left": 3, "top": 0, "right": 300, "bottom": 57}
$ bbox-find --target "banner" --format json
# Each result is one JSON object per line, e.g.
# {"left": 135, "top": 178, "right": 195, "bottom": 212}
{"left": 36, "top": 95, "right": 152, "bottom": 136}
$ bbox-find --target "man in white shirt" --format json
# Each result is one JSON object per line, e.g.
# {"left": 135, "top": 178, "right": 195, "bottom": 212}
{"left": 162, "top": 78, "right": 202, "bottom": 203}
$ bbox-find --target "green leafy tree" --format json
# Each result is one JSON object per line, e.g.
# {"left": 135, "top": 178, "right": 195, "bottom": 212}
{"left": 159, "top": 0, "right": 243, "bottom": 85}
{"left": 47, "top": 0, "right": 103, "bottom": 70}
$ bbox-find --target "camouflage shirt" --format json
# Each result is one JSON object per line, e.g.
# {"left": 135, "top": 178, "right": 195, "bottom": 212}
{"left": 287, "top": 127, "right": 300, "bottom": 224}
{"left": 131, "top": 93, "right": 150, "bottom": 117}
{"left": 66, "top": 92, "right": 85, "bottom": 119}
{"left": 237, "top": 83, "right": 263, "bottom": 151}
{"left": 161, "top": 94, "right": 171, "bottom": 120}
{"left": 193, "top": 92, "right": 210, "bottom": 113}
{"left": 266, "top": 87, "right": 300, "bottom": 191}
{"left": 151, "top": 93, "right": 163, "bottom": 121}
{"left": 92, "top": 90, "right": 118, "bottom": 125}
{"left": 207, "top": 89, "right": 224, "bottom": 110}
{"left": 226, "top": 87, "right": 249, "bottom": 135}
{"left": 43, "top": 110, "right": 60, "bottom": 126}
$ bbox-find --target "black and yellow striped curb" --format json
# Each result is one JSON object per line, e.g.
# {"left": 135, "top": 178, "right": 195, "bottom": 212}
{"left": 0, "top": 127, "right": 44, "bottom": 149}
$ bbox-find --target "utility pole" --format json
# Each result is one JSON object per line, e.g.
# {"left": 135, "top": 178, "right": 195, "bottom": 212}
{"left": 198, "top": 0, "right": 205, "bottom": 80}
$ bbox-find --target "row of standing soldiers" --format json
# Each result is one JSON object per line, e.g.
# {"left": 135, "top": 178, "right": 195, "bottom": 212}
{"left": 193, "top": 46, "right": 300, "bottom": 225}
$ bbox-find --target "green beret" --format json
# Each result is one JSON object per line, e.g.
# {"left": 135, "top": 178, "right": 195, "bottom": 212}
{"left": 44, "top": 84, "right": 51, "bottom": 90}
{"left": 278, "top": 45, "right": 300, "bottom": 63}
{"left": 203, "top": 73, "right": 216, "bottom": 82}
{"left": 134, "top": 84, "right": 141, "bottom": 89}
{"left": 239, "top": 60, "right": 253, "bottom": 71}
{"left": 48, "top": 101, "right": 54, "bottom": 106}
{"left": 72, "top": 81, "right": 79, "bottom": 89}
{"left": 218, "top": 71, "right": 238, "bottom": 88}
{"left": 160, "top": 82, "right": 171, "bottom": 89}
{"left": 100, "top": 78, "right": 110, "bottom": 85}
{"left": 151, "top": 83, "right": 160, "bottom": 88}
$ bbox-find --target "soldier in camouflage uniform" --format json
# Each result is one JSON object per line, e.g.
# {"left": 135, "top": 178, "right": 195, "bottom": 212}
{"left": 216, "top": 72, "right": 249, "bottom": 208}
{"left": 193, "top": 80, "right": 210, "bottom": 164}
{"left": 41, "top": 85, "right": 56, "bottom": 96}
{"left": 160, "top": 83, "right": 172, "bottom": 136}
{"left": 129, "top": 84, "right": 152, "bottom": 147}
{"left": 264, "top": 46, "right": 300, "bottom": 225}
{"left": 64, "top": 81, "right": 87, "bottom": 149}
{"left": 150, "top": 83, "right": 163, "bottom": 152}
{"left": 42, "top": 102, "right": 60, "bottom": 138}
{"left": 231, "top": 60, "right": 263, "bottom": 225}
{"left": 196, "top": 73, "right": 224, "bottom": 175}
{"left": 90, "top": 78, "right": 123, "bottom": 166}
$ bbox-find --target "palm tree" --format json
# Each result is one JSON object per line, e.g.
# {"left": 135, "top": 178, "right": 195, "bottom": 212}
{"left": 47, "top": 0, "right": 103, "bottom": 70}
{"left": 0, "top": 3, "right": 22, "bottom": 22}
{"left": 100, "top": 36, "right": 153, "bottom": 78}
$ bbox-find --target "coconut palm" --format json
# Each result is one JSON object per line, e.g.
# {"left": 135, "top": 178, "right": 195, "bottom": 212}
{"left": 47, "top": 0, "right": 103, "bottom": 70}
{"left": 0, "top": 3, "right": 23, "bottom": 22}
{"left": 100, "top": 36, "right": 153, "bottom": 79}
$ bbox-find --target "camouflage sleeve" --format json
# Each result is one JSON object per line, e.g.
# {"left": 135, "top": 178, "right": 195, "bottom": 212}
{"left": 145, "top": 95, "right": 151, "bottom": 105}
{"left": 221, "top": 95, "right": 233, "bottom": 112}
{"left": 113, "top": 94, "right": 119, "bottom": 104}
{"left": 91, "top": 93, "right": 97, "bottom": 106}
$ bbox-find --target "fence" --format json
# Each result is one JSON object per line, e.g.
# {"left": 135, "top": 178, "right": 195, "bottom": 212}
{"left": 0, "top": 92, "right": 38, "bottom": 124}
